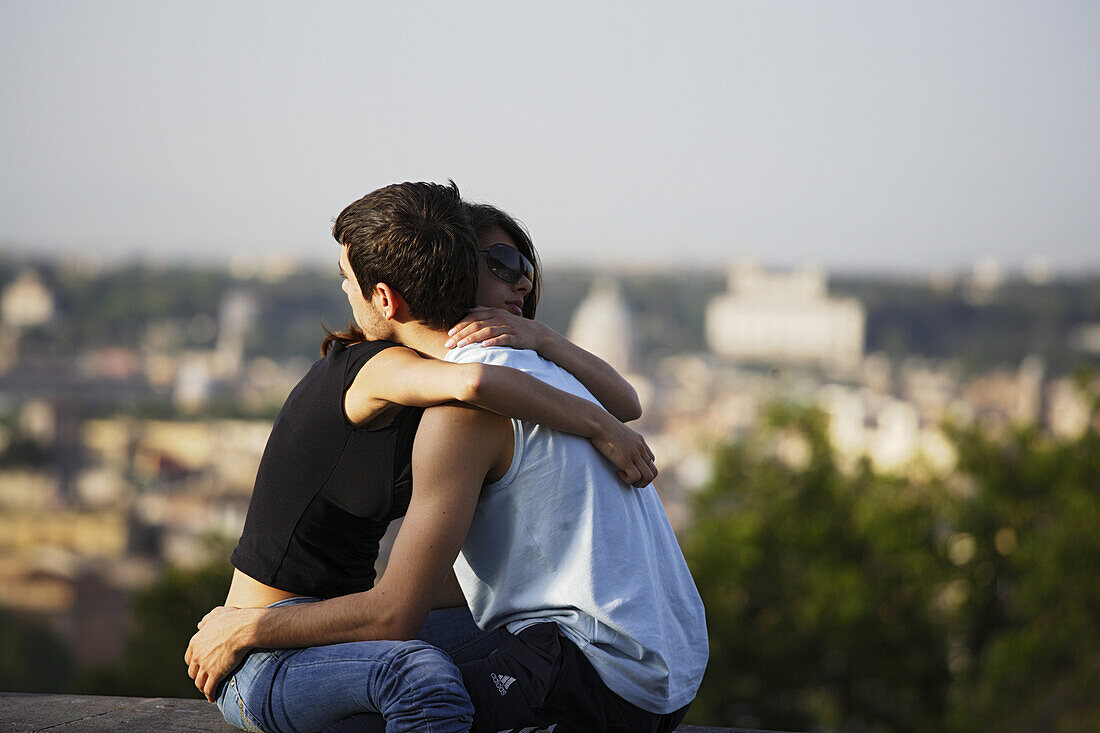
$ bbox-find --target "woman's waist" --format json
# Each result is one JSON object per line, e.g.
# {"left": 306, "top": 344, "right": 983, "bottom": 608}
{"left": 224, "top": 568, "right": 302, "bottom": 608}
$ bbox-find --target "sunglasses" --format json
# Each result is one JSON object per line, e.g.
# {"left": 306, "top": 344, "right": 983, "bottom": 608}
{"left": 480, "top": 243, "right": 534, "bottom": 285}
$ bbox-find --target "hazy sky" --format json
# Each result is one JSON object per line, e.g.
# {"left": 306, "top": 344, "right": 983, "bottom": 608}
{"left": 1, "top": 1, "right": 1098, "bottom": 272}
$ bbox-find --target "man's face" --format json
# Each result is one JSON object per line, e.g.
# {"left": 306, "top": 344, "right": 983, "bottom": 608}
{"left": 339, "top": 246, "right": 391, "bottom": 339}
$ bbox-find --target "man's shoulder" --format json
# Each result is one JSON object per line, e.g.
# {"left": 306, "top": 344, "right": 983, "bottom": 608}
{"left": 418, "top": 401, "right": 512, "bottom": 432}
{"left": 446, "top": 345, "right": 597, "bottom": 407}
{"left": 415, "top": 403, "right": 514, "bottom": 479}
{"left": 445, "top": 343, "right": 543, "bottom": 367}
{"left": 446, "top": 343, "right": 532, "bottom": 358}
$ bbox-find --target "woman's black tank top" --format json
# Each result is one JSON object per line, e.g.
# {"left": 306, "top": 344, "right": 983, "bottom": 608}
{"left": 230, "top": 340, "right": 423, "bottom": 598}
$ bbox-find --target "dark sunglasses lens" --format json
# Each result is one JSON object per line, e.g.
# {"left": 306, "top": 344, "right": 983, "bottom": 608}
{"left": 486, "top": 245, "right": 532, "bottom": 284}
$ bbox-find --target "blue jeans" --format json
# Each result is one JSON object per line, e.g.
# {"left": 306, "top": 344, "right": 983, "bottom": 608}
{"left": 415, "top": 605, "right": 500, "bottom": 664}
{"left": 216, "top": 598, "right": 483, "bottom": 733}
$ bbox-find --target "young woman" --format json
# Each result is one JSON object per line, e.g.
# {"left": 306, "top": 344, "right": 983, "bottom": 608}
{"left": 187, "top": 183, "right": 653, "bottom": 733}
{"left": 446, "top": 203, "right": 642, "bottom": 423}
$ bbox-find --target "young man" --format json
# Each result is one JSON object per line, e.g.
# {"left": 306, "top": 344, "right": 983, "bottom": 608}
{"left": 186, "top": 182, "right": 706, "bottom": 731}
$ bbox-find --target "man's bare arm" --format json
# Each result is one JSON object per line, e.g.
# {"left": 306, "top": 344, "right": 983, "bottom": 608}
{"left": 185, "top": 405, "right": 510, "bottom": 699}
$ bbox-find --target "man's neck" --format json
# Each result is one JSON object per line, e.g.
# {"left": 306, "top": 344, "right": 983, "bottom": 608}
{"left": 391, "top": 321, "right": 451, "bottom": 360}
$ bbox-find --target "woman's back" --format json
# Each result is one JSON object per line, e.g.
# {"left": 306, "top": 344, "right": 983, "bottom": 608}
{"left": 229, "top": 340, "right": 422, "bottom": 602}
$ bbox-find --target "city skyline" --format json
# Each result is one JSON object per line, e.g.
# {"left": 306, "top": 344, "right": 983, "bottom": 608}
{"left": 2, "top": 1, "right": 1099, "bottom": 273}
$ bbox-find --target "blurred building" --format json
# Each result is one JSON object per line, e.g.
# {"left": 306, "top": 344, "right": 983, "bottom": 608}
{"left": 1, "top": 270, "right": 55, "bottom": 329}
{"left": 965, "top": 255, "right": 1005, "bottom": 305}
{"left": 0, "top": 510, "right": 129, "bottom": 559}
{"left": 214, "top": 289, "right": 258, "bottom": 378}
{"left": 1046, "top": 377, "right": 1094, "bottom": 440}
{"left": 1069, "top": 323, "right": 1100, "bottom": 355}
{"left": 963, "top": 356, "right": 1045, "bottom": 429}
{"left": 0, "top": 550, "right": 152, "bottom": 665}
{"left": 705, "top": 263, "right": 865, "bottom": 371}
{"left": 567, "top": 279, "right": 634, "bottom": 375}
{"left": 816, "top": 383, "right": 956, "bottom": 476}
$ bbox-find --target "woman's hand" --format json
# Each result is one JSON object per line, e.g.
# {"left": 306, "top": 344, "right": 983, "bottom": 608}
{"left": 590, "top": 413, "right": 658, "bottom": 488}
{"left": 184, "top": 605, "right": 256, "bottom": 702}
{"left": 446, "top": 308, "right": 653, "bottom": 482}
{"left": 445, "top": 307, "right": 548, "bottom": 351}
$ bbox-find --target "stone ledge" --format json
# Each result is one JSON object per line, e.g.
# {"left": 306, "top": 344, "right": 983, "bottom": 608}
{"left": 0, "top": 694, "right": 230, "bottom": 732}
{"left": 0, "top": 693, "right": 771, "bottom": 732}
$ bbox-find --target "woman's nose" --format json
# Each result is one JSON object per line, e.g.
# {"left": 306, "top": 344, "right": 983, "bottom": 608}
{"left": 515, "top": 275, "right": 532, "bottom": 294}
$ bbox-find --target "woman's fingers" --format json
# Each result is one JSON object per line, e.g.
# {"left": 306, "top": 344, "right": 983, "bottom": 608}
{"left": 448, "top": 325, "right": 513, "bottom": 348}
{"left": 447, "top": 320, "right": 510, "bottom": 347}
{"left": 444, "top": 322, "right": 480, "bottom": 348}
{"left": 478, "top": 335, "right": 516, "bottom": 348}
{"left": 446, "top": 308, "right": 548, "bottom": 351}
{"left": 632, "top": 451, "right": 656, "bottom": 487}
{"left": 628, "top": 435, "right": 657, "bottom": 487}
{"left": 598, "top": 422, "right": 659, "bottom": 488}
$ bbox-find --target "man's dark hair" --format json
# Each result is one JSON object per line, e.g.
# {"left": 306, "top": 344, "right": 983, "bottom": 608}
{"left": 466, "top": 202, "right": 542, "bottom": 319}
{"left": 324, "top": 181, "right": 478, "bottom": 353}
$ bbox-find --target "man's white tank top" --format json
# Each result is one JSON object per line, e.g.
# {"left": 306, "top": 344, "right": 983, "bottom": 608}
{"left": 445, "top": 344, "right": 708, "bottom": 714}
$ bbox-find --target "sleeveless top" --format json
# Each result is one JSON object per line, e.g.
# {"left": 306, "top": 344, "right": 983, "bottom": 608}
{"left": 445, "top": 344, "right": 708, "bottom": 714}
{"left": 231, "top": 340, "right": 423, "bottom": 598}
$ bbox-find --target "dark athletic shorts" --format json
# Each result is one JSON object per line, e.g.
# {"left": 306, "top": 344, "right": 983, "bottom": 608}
{"left": 458, "top": 622, "right": 690, "bottom": 733}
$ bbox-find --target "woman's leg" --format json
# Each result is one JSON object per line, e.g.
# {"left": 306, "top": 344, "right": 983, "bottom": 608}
{"left": 318, "top": 713, "right": 387, "bottom": 733}
{"left": 262, "top": 639, "right": 472, "bottom": 733}
{"left": 222, "top": 640, "right": 472, "bottom": 733}
{"left": 216, "top": 649, "right": 277, "bottom": 733}
{"left": 217, "top": 596, "right": 471, "bottom": 733}
{"left": 313, "top": 612, "right": 494, "bottom": 733}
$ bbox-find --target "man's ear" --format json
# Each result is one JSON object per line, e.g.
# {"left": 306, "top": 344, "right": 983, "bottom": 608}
{"left": 373, "top": 283, "right": 407, "bottom": 321}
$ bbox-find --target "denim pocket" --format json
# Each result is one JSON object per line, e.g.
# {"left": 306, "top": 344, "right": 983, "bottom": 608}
{"left": 217, "top": 674, "right": 267, "bottom": 733}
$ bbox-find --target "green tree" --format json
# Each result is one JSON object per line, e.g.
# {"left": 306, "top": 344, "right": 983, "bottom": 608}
{"left": 684, "top": 385, "right": 1100, "bottom": 732}
{"left": 943, "top": 415, "right": 1100, "bottom": 733}
{"left": 0, "top": 609, "right": 77, "bottom": 693}
{"left": 82, "top": 555, "right": 233, "bottom": 698}
{"left": 684, "top": 405, "right": 952, "bottom": 732}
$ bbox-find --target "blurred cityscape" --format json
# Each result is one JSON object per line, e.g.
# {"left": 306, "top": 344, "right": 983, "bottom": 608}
{"left": 1, "top": 251, "right": 1098, "bottom": 690}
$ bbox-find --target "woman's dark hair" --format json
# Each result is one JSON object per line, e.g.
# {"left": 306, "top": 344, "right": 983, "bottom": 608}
{"left": 466, "top": 203, "right": 542, "bottom": 319}
{"left": 320, "top": 321, "right": 366, "bottom": 356}
{"left": 322, "top": 181, "right": 478, "bottom": 355}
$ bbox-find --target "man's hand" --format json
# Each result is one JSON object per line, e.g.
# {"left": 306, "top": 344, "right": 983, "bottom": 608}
{"left": 445, "top": 307, "right": 548, "bottom": 351}
{"left": 184, "top": 605, "right": 256, "bottom": 703}
{"left": 591, "top": 413, "right": 657, "bottom": 488}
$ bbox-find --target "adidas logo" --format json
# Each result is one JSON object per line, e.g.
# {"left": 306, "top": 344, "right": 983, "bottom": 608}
{"left": 491, "top": 672, "right": 517, "bottom": 696}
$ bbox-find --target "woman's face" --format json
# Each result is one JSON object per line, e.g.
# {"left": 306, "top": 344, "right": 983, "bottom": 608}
{"left": 476, "top": 226, "right": 533, "bottom": 316}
